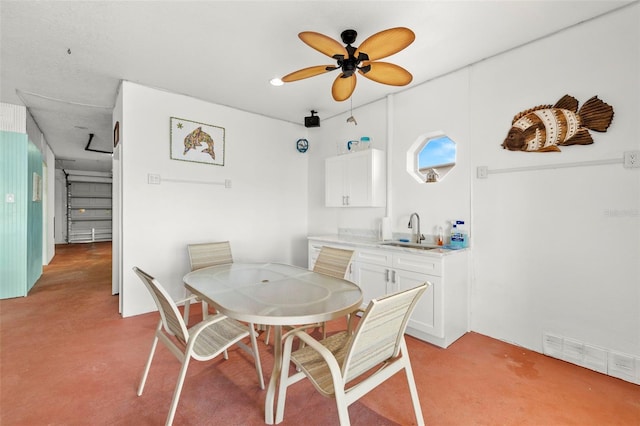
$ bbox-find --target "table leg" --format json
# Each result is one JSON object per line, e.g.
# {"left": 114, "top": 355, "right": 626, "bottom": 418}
{"left": 264, "top": 325, "right": 282, "bottom": 424}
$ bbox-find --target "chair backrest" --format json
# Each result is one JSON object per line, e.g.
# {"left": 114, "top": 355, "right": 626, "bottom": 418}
{"left": 188, "top": 241, "right": 233, "bottom": 271}
{"left": 312, "top": 246, "right": 354, "bottom": 279}
{"left": 342, "top": 283, "right": 429, "bottom": 382}
{"left": 133, "top": 267, "right": 189, "bottom": 345}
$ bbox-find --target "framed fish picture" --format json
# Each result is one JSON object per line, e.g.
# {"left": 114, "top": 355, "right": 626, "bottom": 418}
{"left": 170, "top": 117, "right": 225, "bottom": 166}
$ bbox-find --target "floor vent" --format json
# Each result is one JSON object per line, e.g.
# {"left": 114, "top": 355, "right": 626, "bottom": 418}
{"left": 543, "top": 332, "right": 638, "bottom": 385}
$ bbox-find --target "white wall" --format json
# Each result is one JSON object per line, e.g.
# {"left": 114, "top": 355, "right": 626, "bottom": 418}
{"left": 112, "top": 82, "right": 123, "bottom": 301}
{"left": 308, "top": 5, "right": 639, "bottom": 357}
{"left": 120, "top": 82, "right": 309, "bottom": 317}
{"left": 469, "top": 5, "right": 639, "bottom": 355}
{"left": 54, "top": 169, "right": 67, "bottom": 244}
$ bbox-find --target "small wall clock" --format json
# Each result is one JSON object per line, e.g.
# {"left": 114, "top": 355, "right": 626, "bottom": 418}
{"left": 296, "top": 138, "right": 309, "bottom": 153}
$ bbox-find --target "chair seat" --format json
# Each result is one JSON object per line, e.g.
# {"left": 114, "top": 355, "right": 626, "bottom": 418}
{"left": 290, "top": 331, "right": 350, "bottom": 396}
{"left": 191, "top": 316, "right": 251, "bottom": 359}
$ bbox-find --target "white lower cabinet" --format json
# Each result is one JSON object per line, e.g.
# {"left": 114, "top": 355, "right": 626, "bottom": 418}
{"left": 352, "top": 246, "right": 468, "bottom": 348}
{"left": 396, "top": 268, "right": 442, "bottom": 339}
{"left": 308, "top": 239, "right": 468, "bottom": 348}
{"left": 352, "top": 261, "right": 389, "bottom": 308}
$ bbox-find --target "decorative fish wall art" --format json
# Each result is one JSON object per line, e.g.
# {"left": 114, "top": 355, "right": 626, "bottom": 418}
{"left": 170, "top": 117, "right": 225, "bottom": 166}
{"left": 183, "top": 127, "right": 216, "bottom": 160}
{"left": 502, "top": 94, "right": 614, "bottom": 152}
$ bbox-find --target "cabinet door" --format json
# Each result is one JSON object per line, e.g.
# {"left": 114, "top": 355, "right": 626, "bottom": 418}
{"left": 325, "top": 156, "right": 346, "bottom": 206}
{"left": 353, "top": 261, "right": 390, "bottom": 308}
{"left": 344, "top": 153, "right": 370, "bottom": 206}
{"left": 325, "top": 149, "right": 385, "bottom": 207}
{"left": 395, "top": 269, "right": 443, "bottom": 338}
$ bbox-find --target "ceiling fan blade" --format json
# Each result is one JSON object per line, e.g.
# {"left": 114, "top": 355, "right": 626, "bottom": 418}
{"left": 299, "top": 31, "right": 349, "bottom": 58}
{"left": 282, "top": 65, "right": 337, "bottom": 82}
{"left": 359, "top": 62, "right": 413, "bottom": 86}
{"left": 354, "top": 27, "right": 415, "bottom": 61}
{"left": 332, "top": 74, "right": 357, "bottom": 101}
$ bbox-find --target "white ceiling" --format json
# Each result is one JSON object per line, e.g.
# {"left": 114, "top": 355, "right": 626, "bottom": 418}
{"left": 1, "top": 1, "right": 632, "bottom": 172}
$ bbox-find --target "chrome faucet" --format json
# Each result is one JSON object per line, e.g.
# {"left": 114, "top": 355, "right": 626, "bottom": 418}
{"left": 408, "top": 212, "right": 426, "bottom": 244}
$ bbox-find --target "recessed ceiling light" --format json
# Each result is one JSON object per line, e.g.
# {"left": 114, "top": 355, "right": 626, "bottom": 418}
{"left": 270, "top": 78, "right": 284, "bottom": 86}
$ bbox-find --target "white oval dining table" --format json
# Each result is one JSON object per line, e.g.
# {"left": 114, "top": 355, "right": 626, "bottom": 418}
{"left": 183, "top": 262, "right": 362, "bottom": 424}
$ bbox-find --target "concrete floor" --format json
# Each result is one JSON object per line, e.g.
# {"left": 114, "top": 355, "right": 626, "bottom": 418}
{"left": 1, "top": 242, "right": 638, "bottom": 425}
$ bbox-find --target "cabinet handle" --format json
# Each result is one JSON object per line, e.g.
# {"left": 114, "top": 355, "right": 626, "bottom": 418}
{"left": 385, "top": 269, "right": 390, "bottom": 282}
{"left": 391, "top": 270, "right": 397, "bottom": 283}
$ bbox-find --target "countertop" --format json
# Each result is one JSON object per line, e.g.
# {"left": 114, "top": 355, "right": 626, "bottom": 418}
{"left": 307, "top": 234, "right": 468, "bottom": 257}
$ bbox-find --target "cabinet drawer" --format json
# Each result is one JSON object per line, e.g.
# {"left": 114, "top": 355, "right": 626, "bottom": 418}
{"left": 355, "top": 249, "right": 393, "bottom": 267}
{"left": 392, "top": 253, "right": 441, "bottom": 276}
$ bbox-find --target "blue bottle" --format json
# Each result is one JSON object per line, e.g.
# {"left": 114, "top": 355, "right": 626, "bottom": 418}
{"left": 450, "top": 224, "right": 462, "bottom": 249}
{"left": 455, "top": 220, "right": 468, "bottom": 248}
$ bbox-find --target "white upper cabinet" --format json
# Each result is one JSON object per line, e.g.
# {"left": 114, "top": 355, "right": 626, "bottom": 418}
{"left": 325, "top": 149, "right": 386, "bottom": 207}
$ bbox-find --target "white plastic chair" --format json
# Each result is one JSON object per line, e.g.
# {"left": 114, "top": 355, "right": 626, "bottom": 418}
{"left": 275, "top": 282, "right": 429, "bottom": 426}
{"left": 312, "top": 246, "right": 354, "bottom": 281}
{"left": 133, "top": 267, "right": 264, "bottom": 426}
{"left": 184, "top": 241, "right": 233, "bottom": 321}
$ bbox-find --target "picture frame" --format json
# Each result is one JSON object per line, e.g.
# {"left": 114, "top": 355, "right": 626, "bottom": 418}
{"left": 170, "top": 117, "right": 225, "bottom": 166}
{"left": 113, "top": 121, "right": 120, "bottom": 148}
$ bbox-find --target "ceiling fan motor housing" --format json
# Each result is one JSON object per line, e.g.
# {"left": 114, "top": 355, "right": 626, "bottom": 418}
{"left": 340, "top": 29, "right": 358, "bottom": 45}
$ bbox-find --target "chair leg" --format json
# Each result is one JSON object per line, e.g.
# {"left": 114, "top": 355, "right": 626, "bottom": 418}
{"left": 248, "top": 322, "right": 265, "bottom": 389}
{"left": 275, "top": 334, "right": 296, "bottom": 423}
{"left": 183, "top": 300, "right": 191, "bottom": 325}
{"left": 401, "top": 339, "right": 425, "bottom": 426}
{"left": 201, "top": 301, "right": 209, "bottom": 319}
{"left": 334, "top": 388, "right": 351, "bottom": 426}
{"left": 138, "top": 322, "right": 162, "bottom": 396}
{"left": 264, "top": 325, "right": 271, "bottom": 345}
{"left": 166, "top": 355, "right": 192, "bottom": 426}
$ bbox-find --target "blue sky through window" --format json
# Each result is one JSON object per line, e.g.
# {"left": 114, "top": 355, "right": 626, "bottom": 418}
{"left": 418, "top": 136, "right": 456, "bottom": 169}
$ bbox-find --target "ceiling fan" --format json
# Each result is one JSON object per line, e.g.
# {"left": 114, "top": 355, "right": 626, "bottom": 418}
{"left": 281, "top": 27, "right": 415, "bottom": 102}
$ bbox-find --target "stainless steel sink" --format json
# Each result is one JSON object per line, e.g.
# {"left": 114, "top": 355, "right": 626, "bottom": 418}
{"left": 380, "top": 241, "right": 441, "bottom": 250}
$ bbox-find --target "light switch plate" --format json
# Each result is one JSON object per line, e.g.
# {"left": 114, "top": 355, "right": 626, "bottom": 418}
{"left": 147, "top": 174, "right": 161, "bottom": 184}
{"left": 623, "top": 151, "right": 640, "bottom": 168}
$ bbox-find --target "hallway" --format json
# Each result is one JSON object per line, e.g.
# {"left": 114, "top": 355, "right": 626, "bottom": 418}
{"left": 1, "top": 242, "right": 638, "bottom": 425}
